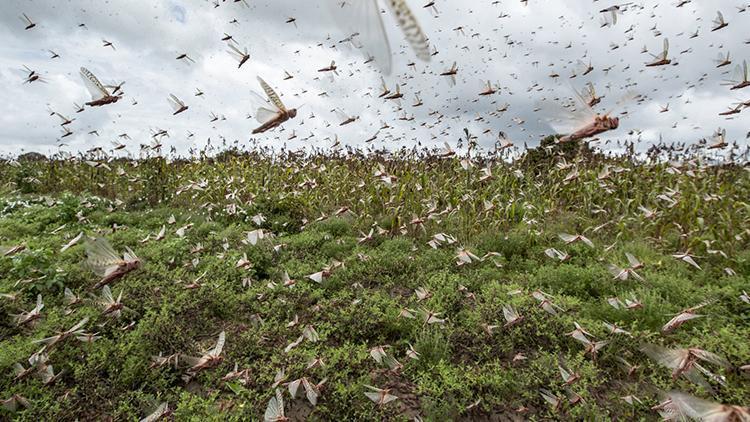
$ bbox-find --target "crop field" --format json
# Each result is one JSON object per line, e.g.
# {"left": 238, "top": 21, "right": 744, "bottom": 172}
{"left": 1, "top": 147, "right": 748, "bottom": 421}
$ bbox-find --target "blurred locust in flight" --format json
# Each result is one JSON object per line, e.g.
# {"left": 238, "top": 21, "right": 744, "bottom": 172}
{"left": 332, "top": 0, "right": 431, "bottom": 74}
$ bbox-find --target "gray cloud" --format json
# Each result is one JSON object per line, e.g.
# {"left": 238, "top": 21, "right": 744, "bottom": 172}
{"left": 0, "top": 0, "right": 748, "bottom": 157}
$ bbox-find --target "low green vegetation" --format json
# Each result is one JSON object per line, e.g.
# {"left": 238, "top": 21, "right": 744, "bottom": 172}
{"left": 0, "top": 151, "right": 748, "bottom": 420}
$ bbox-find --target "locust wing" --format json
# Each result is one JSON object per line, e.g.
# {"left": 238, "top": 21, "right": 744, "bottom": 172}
{"left": 541, "top": 90, "right": 596, "bottom": 134}
{"left": 168, "top": 94, "right": 185, "bottom": 112}
{"left": 210, "top": 331, "right": 226, "bottom": 356}
{"left": 101, "top": 285, "right": 115, "bottom": 304}
{"left": 85, "top": 237, "right": 124, "bottom": 277}
{"left": 227, "top": 42, "right": 247, "bottom": 61}
{"left": 330, "top": 0, "right": 393, "bottom": 74}
{"left": 661, "top": 38, "right": 669, "bottom": 60}
{"left": 667, "top": 392, "right": 729, "bottom": 421}
{"left": 264, "top": 389, "right": 285, "bottom": 422}
{"left": 257, "top": 77, "right": 286, "bottom": 112}
{"left": 384, "top": 0, "right": 431, "bottom": 61}
{"left": 80, "top": 67, "right": 110, "bottom": 100}
{"left": 641, "top": 344, "right": 685, "bottom": 369}
{"left": 249, "top": 90, "right": 282, "bottom": 125}
{"left": 140, "top": 402, "right": 169, "bottom": 422}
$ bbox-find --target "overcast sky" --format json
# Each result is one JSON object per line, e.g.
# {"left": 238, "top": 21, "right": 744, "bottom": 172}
{"left": 0, "top": 0, "right": 748, "bottom": 157}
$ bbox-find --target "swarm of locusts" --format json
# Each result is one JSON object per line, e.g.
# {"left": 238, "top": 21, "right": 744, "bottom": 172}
{"left": 4, "top": 0, "right": 750, "bottom": 419}
{"left": 1, "top": 139, "right": 749, "bottom": 420}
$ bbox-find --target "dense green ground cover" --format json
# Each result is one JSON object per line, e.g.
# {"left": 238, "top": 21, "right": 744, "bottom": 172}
{"left": 0, "top": 152, "right": 748, "bottom": 420}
